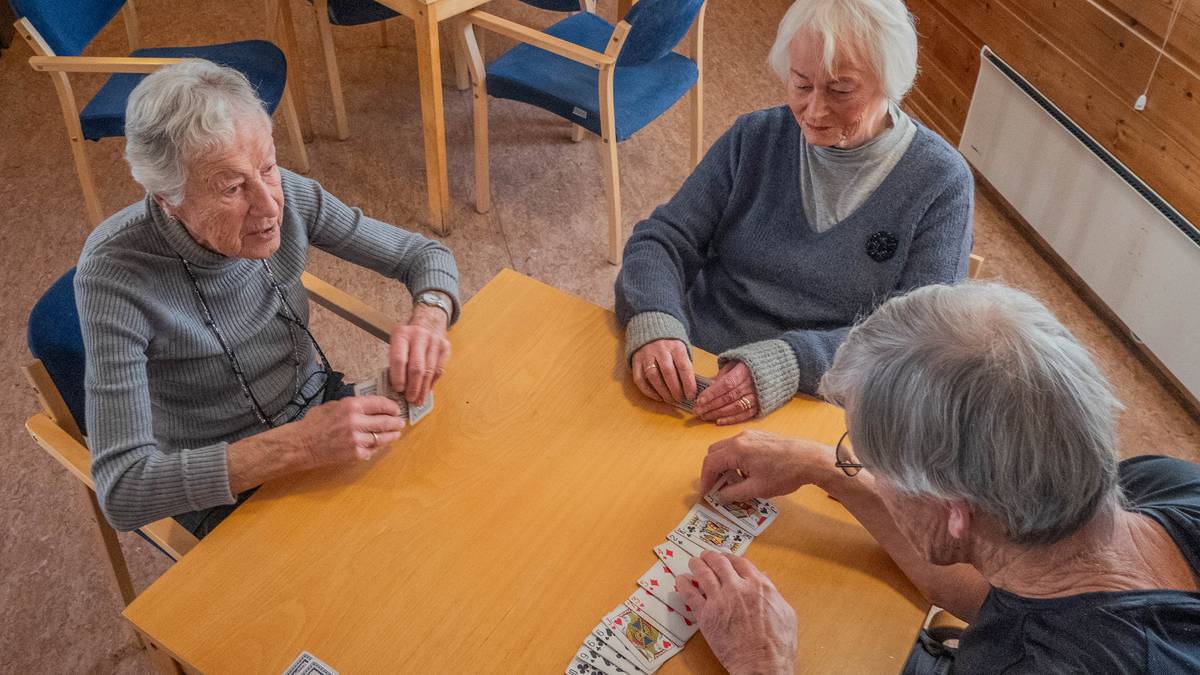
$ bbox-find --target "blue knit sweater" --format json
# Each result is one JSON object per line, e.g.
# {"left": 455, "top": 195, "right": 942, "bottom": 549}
{"left": 615, "top": 105, "right": 974, "bottom": 412}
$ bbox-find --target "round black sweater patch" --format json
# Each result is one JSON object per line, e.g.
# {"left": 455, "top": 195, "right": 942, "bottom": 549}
{"left": 866, "top": 231, "right": 899, "bottom": 262}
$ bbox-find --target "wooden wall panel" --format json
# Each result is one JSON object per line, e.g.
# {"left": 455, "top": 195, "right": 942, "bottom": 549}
{"left": 907, "top": 0, "right": 1200, "bottom": 228}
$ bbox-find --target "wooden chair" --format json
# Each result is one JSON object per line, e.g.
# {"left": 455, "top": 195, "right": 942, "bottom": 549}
{"left": 462, "top": 0, "right": 707, "bottom": 265}
{"left": 23, "top": 267, "right": 395, "bottom": 654}
{"left": 12, "top": 0, "right": 310, "bottom": 228}
{"left": 969, "top": 253, "right": 985, "bottom": 279}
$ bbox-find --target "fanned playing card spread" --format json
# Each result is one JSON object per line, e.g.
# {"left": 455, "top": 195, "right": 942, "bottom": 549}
{"left": 566, "top": 477, "right": 780, "bottom": 673}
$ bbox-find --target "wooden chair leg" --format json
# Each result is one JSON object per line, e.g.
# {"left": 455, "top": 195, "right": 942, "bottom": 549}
{"left": 279, "top": 86, "right": 311, "bottom": 173}
{"left": 572, "top": 125, "right": 586, "bottom": 143}
{"left": 379, "top": 20, "right": 389, "bottom": 48}
{"left": 122, "top": 1, "right": 141, "bottom": 51}
{"left": 599, "top": 65, "right": 622, "bottom": 265}
{"left": 462, "top": 21, "right": 490, "bottom": 214}
{"left": 70, "top": 136, "right": 105, "bottom": 227}
{"left": 451, "top": 22, "right": 470, "bottom": 92}
{"left": 689, "top": 2, "right": 706, "bottom": 167}
{"left": 314, "top": 0, "right": 350, "bottom": 140}
{"left": 82, "top": 484, "right": 137, "bottom": 606}
{"left": 269, "top": 0, "right": 313, "bottom": 142}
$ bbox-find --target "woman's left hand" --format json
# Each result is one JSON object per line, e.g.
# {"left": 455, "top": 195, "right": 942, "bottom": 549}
{"left": 388, "top": 306, "right": 450, "bottom": 406}
{"left": 694, "top": 361, "right": 760, "bottom": 425}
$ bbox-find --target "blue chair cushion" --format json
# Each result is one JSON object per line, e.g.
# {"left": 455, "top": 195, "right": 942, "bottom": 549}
{"left": 325, "top": 0, "right": 399, "bottom": 26}
{"left": 79, "top": 40, "right": 288, "bottom": 142}
{"left": 516, "top": 0, "right": 586, "bottom": 11}
{"left": 618, "top": 0, "right": 705, "bottom": 66}
{"left": 28, "top": 268, "right": 87, "bottom": 435}
{"left": 485, "top": 12, "right": 698, "bottom": 141}
{"left": 11, "top": 0, "right": 125, "bottom": 57}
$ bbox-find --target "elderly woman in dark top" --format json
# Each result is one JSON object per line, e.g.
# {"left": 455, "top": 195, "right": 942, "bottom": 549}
{"left": 76, "top": 60, "right": 460, "bottom": 537}
{"left": 679, "top": 283, "right": 1200, "bottom": 674}
{"left": 615, "top": 0, "right": 973, "bottom": 424}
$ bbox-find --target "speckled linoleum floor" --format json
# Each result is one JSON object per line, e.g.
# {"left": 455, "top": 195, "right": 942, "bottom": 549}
{"left": 1, "top": 1, "right": 1197, "bottom": 671}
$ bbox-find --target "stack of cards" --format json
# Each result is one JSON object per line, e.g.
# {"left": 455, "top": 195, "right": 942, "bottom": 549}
{"left": 566, "top": 471, "right": 780, "bottom": 674}
{"left": 354, "top": 366, "right": 435, "bottom": 425}
{"left": 674, "top": 375, "right": 712, "bottom": 414}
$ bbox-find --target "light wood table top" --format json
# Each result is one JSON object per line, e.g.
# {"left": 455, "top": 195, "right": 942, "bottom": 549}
{"left": 124, "top": 269, "right": 926, "bottom": 674}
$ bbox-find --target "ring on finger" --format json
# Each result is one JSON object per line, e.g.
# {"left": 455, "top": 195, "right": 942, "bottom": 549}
{"left": 644, "top": 361, "right": 660, "bottom": 374}
{"left": 737, "top": 396, "right": 752, "bottom": 412}
{"left": 369, "top": 431, "right": 379, "bottom": 447}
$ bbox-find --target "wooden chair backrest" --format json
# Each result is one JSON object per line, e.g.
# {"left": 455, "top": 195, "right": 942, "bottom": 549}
{"left": 968, "top": 253, "right": 985, "bottom": 279}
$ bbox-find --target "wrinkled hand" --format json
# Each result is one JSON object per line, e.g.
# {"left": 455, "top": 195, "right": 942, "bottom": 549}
{"left": 700, "top": 430, "right": 834, "bottom": 500}
{"left": 676, "top": 552, "right": 797, "bottom": 675}
{"left": 389, "top": 305, "right": 450, "bottom": 406}
{"left": 631, "top": 339, "right": 696, "bottom": 404}
{"left": 291, "top": 395, "right": 406, "bottom": 466}
{"left": 694, "top": 361, "right": 759, "bottom": 425}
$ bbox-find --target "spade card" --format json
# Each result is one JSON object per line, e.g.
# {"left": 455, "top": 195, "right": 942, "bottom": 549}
{"left": 282, "top": 651, "right": 338, "bottom": 675}
{"left": 636, "top": 562, "right": 698, "bottom": 625}
{"left": 669, "top": 504, "right": 754, "bottom": 556}
{"left": 704, "top": 471, "right": 779, "bottom": 535}
{"left": 575, "top": 646, "right": 623, "bottom": 675}
{"left": 675, "top": 375, "right": 713, "bottom": 413}
{"left": 602, "top": 605, "right": 683, "bottom": 673}
{"left": 625, "top": 588, "right": 698, "bottom": 642}
{"left": 585, "top": 630, "right": 644, "bottom": 674}
{"left": 591, "top": 622, "right": 644, "bottom": 670}
{"left": 652, "top": 540, "right": 697, "bottom": 579}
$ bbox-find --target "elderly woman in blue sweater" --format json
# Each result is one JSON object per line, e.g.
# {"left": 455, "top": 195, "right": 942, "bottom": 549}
{"left": 615, "top": 0, "right": 973, "bottom": 424}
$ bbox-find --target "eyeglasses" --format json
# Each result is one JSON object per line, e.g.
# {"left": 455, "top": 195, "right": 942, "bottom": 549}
{"left": 834, "top": 431, "right": 864, "bottom": 477}
{"left": 180, "top": 257, "right": 335, "bottom": 428}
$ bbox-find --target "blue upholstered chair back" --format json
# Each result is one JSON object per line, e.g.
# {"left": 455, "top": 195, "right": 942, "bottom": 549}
{"left": 11, "top": 0, "right": 126, "bottom": 56}
{"left": 618, "top": 0, "right": 705, "bottom": 66}
{"left": 517, "top": 0, "right": 584, "bottom": 11}
{"left": 28, "top": 268, "right": 88, "bottom": 434}
{"left": 324, "top": 0, "right": 399, "bottom": 26}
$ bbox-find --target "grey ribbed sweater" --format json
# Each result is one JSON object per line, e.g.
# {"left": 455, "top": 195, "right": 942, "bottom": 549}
{"left": 76, "top": 169, "right": 460, "bottom": 531}
{"left": 615, "top": 106, "right": 973, "bottom": 414}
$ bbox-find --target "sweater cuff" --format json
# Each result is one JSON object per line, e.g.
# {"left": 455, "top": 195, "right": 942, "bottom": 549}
{"left": 719, "top": 339, "right": 800, "bottom": 415}
{"left": 408, "top": 251, "right": 462, "bottom": 325}
{"left": 181, "top": 442, "right": 236, "bottom": 511}
{"left": 624, "top": 312, "right": 691, "bottom": 365}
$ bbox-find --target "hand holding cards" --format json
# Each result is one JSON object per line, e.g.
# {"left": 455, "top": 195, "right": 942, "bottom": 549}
{"left": 566, "top": 471, "right": 780, "bottom": 674}
{"left": 354, "top": 366, "right": 435, "bottom": 426}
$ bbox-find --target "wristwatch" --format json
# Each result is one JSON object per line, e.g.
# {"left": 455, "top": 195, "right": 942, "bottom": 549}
{"left": 415, "top": 291, "right": 452, "bottom": 323}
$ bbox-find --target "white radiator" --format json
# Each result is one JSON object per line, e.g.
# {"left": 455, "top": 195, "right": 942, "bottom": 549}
{"left": 960, "top": 46, "right": 1200, "bottom": 401}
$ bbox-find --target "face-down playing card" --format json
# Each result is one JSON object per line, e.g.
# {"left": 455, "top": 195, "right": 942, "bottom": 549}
{"left": 703, "top": 470, "right": 779, "bottom": 535}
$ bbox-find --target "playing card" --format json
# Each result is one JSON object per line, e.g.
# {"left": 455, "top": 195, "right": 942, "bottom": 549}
{"left": 354, "top": 367, "right": 435, "bottom": 425}
{"left": 602, "top": 604, "right": 683, "bottom": 673}
{"left": 591, "top": 620, "right": 645, "bottom": 671}
{"left": 281, "top": 651, "right": 338, "bottom": 675}
{"left": 566, "top": 657, "right": 607, "bottom": 675}
{"left": 576, "top": 644, "right": 629, "bottom": 675}
{"left": 636, "top": 562, "right": 698, "bottom": 625}
{"left": 652, "top": 540, "right": 697, "bottom": 579}
{"left": 704, "top": 470, "right": 780, "bottom": 535}
{"left": 407, "top": 391, "right": 434, "bottom": 425}
{"left": 625, "top": 588, "right": 698, "bottom": 642}
{"left": 669, "top": 504, "right": 754, "bottom": 556}
{"left": 584, "top": 631, "right": 643, "bottom": 674}
{"left": 675, "top": 375, "right": 712, "bottom": 413}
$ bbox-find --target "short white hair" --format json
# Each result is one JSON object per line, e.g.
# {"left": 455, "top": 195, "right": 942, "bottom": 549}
{"left": 124, "top": 60, "right": 271, "bottom": 206}
{"left": 820, "top": 283, "right": 1124, "bottom": 546}
{"left": 768, "top": 0, "right": 918, "bottom": 103}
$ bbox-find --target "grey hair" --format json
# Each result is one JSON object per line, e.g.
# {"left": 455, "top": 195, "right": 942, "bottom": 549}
{"left": 819, "top": 283, "right": 1124, "bottom": 547}
{"left": 767, "top": 0, "right": 918, "bottom": 103}
{"left": 124, "top": 59, "right": 271, "bottom": 206}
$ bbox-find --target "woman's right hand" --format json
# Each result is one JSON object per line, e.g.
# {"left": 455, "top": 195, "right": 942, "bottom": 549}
{"left": 291, "top": 396, "right": 407, "bottom": 466}
{"left": 699, "top": 430, "right": 835, "bottom": 501}
{"left": 631, "top": 339, "right": 697, "bottom": 404}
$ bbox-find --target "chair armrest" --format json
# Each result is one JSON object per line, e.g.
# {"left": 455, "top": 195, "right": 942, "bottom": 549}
{"left": 301, "top": 272, "right": 397, "bottom": 342}
{"left": 26, "top": 412, "right": 94, "bottom": 488}
{"left": 465, "top": 10, "right": 614, "bottom": 68}
{"left": 28, "top": 55, "right": 184, "bottom": 74}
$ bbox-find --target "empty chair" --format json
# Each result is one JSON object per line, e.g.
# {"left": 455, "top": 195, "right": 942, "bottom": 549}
{"left": 463, "top": 0, "right": 707, "bottom": 264}
{"left": 12, "top": 0, "right": 309, "bottom": 227}
{"left": 308, "top": 0, "right": 399, "bottom": 140}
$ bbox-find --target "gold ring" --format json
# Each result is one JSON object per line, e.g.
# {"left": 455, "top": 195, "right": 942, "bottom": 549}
{"left": 737, "top": 396, "right": 752, "bottom": 411}
{"left": 644, "top": 362, "right": 660, "bottom": 373}
{"left": 370, "top": 431, "right": 379, "bottom": 447}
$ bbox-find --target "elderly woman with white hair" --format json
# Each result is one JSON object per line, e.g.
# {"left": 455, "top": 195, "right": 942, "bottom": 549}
{"left": 76, "top": 60, "right": 461, "bottom": 537}
{"left": 676, "top": 283, "right": 1200, "bottom": 673}
{"left": 615, "top": 0, "right": 972, "bottom": 424}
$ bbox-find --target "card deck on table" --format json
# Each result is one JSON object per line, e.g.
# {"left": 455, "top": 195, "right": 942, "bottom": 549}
{"left": 281, "top": 651, "right": 338, "bottom": 675}
{"left": 602, "top": 605, "right": 683, "bottom": 673}
{"left": 353, "top": 367, "right": 435, "bottom": 425}
{"left": 704, "top": 471, "right": 780, "bottom": 535}
{"left": 625, "top": 588, "right": 699, "bottom": 642}
{"left": 675, "top": 375, "right": 713, "bottom": 413}
{"left": 669, "top": 504, "right": 755, "bottom": 556}
{"left": 585, "top": 630, "right": 645, "bottom": 674}
{"left": 636, "top": 562, "right": 698, "bottom": 625}
{"left": 653, "top": 540, "right": 697, "bottom": 579}
{"left": 575, "top": 645, "right": 625, "bottom": 675}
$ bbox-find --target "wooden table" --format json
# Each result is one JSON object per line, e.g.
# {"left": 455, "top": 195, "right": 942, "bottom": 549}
{"left": 124, "top": 269, "right": 926, "bottom": 674}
